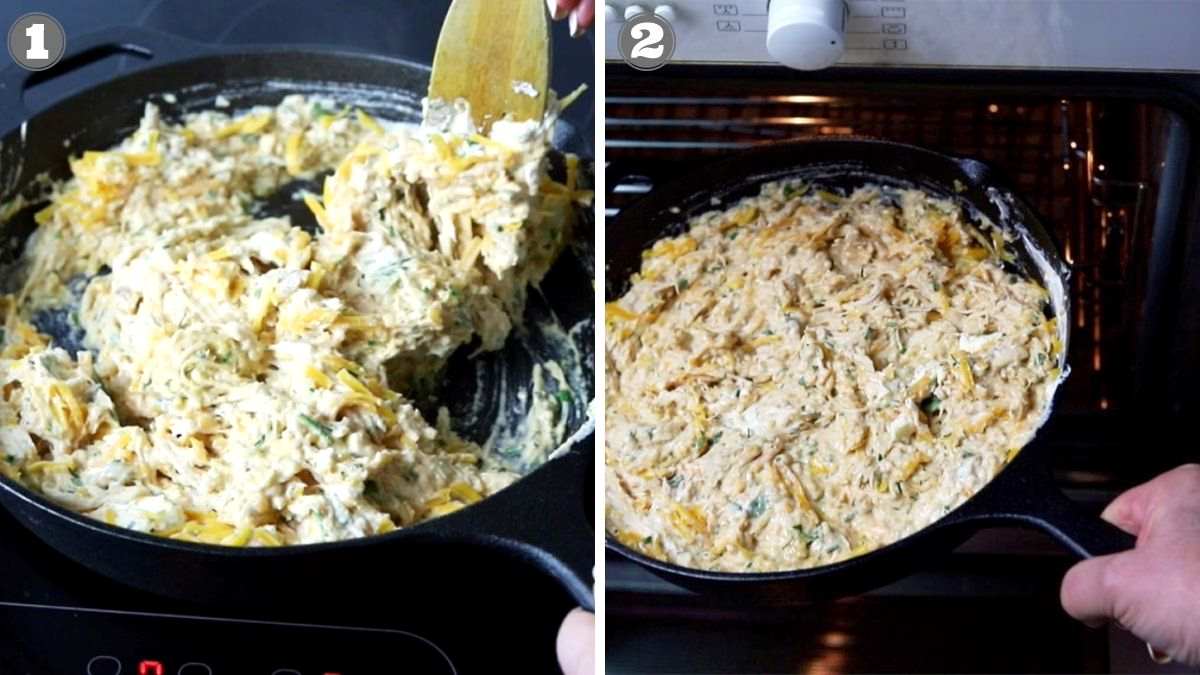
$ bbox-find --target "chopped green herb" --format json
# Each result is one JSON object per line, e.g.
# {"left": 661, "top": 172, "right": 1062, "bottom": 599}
{"left": 363, "top": 479, "right": 379, "bottom": 496}
{"left": 676, "top": 278, "right": 689, "bottom": 291}
{"left": 556, "top": 389, "right": 573, "bottom": 405}
{"left": 299, "top": 414, "right": 333, "bottom": 443}
{"left": 254, "top": 435, "right": 266, "bottom": 449}
{"left": 919, "top": 394, "right": 942, "bottom": 416}
{"left": 643, "top": 535, "right": 653, "bottom": 545}
{"left": 793, "top": 525, "right": 816, "bottom": 542}
{"left": 667, "top": 474, "right": 683, "bottom": 489}
{"left": 4, "top": 454, "right": 15, "bottom": 464}
{"left": 783, "top": 183, "right": 809, "bottom": 199}
{"left": 747, "top": 495, "right": 768, "bottom": 518}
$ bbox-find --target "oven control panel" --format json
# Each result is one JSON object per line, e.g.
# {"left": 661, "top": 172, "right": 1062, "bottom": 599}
{"left": 605, "top": 0, "right": 1200, "bottom": 71}
{"left": 0, "top": 602, "right": 455, "bottom": 675}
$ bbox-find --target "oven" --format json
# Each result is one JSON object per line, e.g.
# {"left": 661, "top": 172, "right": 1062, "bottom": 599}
{"left": 603, "top": 1, "right": 1200, "bottom": 672}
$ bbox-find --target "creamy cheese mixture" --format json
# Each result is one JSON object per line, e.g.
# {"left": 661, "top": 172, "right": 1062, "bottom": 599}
{"left": 0, "top": 94, "right": 591, "bottom": 546}
{"left": 605, "top": 182, "right": 1062, "bottom": 572}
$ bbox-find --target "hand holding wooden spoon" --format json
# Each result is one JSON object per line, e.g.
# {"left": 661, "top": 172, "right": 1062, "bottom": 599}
{"left": 548, "top": 0, "right": 595, "bottom": 36}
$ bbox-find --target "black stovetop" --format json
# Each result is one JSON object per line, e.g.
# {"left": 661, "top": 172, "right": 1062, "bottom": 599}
{"left": 0, "top": 2, "right": 593, "bottom": 673}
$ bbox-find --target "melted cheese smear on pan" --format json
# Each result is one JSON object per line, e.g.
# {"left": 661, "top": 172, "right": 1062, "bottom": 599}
{"left": 605, "top": 182, "right": 1062, "bottom": 572}
{"left": 0, "top": 95, "right": 591, "bottom": 546}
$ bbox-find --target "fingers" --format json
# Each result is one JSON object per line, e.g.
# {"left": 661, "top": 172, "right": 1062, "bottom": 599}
{"left": 570, "top": 0, "right": 596, "bottom": 37}
{"left": 1100, "top": 463, "right": 1200, "bottom": 536}
{"left": 1061, "top": 553, "right": 1125, "bottom": 627}
{"left": 547, "top": 0, "right": 574, "bottom": 21}
{"left": 557, "top": 608, "right": 595, "bottom": 675}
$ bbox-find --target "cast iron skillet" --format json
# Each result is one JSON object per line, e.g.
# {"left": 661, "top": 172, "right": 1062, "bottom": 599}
{"left": 605, "top": 137, "right": 1133, "bottom": 598}
{"left": 0, "top": 27, "right": 594, "bottom": 610}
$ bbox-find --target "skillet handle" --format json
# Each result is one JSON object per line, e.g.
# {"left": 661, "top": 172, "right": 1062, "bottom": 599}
{"left": 948, "top": 450, "right": 1135, "bottom": 558}
{"left": 0, "top": 26, "right": 211, "bottom": 132}
{"left": 437, "top": 447, "right": 595, "bottom": 611}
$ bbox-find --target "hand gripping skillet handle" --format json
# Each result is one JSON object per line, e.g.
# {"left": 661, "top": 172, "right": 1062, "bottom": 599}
{"left": 0, "top": 25, "right": 211, "bottom": 134}
{"left": 946, "top": 449, "right": 1136, "bottom": 558}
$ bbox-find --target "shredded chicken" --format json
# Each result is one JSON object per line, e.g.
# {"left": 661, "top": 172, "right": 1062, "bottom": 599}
{"left": 0, "top": 95, "right": 589, "bottom": 545}
{"left": 605, "top": 182, "right": 1062, "bottom": 572}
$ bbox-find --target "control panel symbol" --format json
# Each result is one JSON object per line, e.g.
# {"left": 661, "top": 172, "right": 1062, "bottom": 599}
{"left": 882, "top": 22, "right": 906, "bottom": 34}
{"left": 87, "top": 655, "right": 122, "bottom": 675}
{"left": 881, "top": 6, "right": 906, "bottom": 18}
{"left": 177, "top": 663, "right": 213, "bottom": 675}
{"left": 714, "top": 3, "right": 738, "bottom": 15}
{"left": 716, "top": 19, "right": 741, "bottom": 31}
{"left": 883, "top": 38, "right": 908, "bottom": 49}
{"left": 271, "top": 670, "right": 302, "bottom": 675}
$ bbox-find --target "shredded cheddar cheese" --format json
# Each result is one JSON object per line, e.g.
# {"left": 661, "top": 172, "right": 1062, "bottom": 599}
{"left": 606, "top": 182, "right": 1062, "bottom": 572}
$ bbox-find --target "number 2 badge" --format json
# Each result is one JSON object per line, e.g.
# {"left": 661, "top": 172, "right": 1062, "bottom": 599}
{"left": 618, "top": 12, "right": 676, "bottom": 71}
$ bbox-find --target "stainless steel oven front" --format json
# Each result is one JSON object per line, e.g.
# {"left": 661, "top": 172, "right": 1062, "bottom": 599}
{"left": 604, "top": 2, "right": 1200, "bottom": 672}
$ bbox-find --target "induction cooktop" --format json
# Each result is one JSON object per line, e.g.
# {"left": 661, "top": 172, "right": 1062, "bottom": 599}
{"left": 0, "top": 2, "right": 594, "bottom": 673}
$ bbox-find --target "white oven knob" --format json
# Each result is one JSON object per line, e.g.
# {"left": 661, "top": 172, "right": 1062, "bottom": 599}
{"left": 624, "top": 4, "right": 648, "bottom": 20}
{"left": 767, "top": 0, "right": 846, "bottom": 70}
{"left": 605, "top": 3, "right": 620, "bottom": 22}
{"left": 654, "top": 4, "right": 676, "bottom": 21}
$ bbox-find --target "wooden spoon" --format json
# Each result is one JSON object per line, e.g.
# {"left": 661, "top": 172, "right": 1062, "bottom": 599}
{"left": 429, "top": 0, "right": 550, "bottom": 131}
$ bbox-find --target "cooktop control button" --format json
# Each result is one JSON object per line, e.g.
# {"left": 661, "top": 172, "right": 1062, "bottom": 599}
{"left": 86, "top": 655, "right": 122, "bottom": 675}
{"left": 176, "top": 664, "right": 212, "bottom": 675}
{"left": 766, "top": 0, "right": 846, "bottom": 70}
{"left": 624, "top": 4, "right": 647, "bottom": 20}
{"left": 271, "top": 670, "right": 301, "bottom": 675}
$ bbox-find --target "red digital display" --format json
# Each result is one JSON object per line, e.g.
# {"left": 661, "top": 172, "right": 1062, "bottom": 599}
{"left": 138, "top": 661, "right": 164, "bottom": 675}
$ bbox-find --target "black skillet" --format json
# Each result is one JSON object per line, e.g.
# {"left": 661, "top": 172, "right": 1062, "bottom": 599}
{"left": 605, "top": 137, "right": 1133, "bottom": 598}
{"left": 0, "top": 27, "right": 594, "bottom": 611}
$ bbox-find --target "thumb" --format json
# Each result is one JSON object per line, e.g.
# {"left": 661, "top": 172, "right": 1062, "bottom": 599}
{"left": 1061, "top": 551, "right": 1132, "bottom": 627}
{"left": 556, "top": 608, "right": 595, "bottom": 675}
{"left": 1100, "top": 479, "right": 1156, "bottom": 536}
{"left": 1099, "top": 464, "right": 1200, "bottom": 536}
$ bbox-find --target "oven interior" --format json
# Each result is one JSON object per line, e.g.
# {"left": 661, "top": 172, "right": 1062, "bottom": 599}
{"left": 605, "top": 67, "right": 1200, "bottom": 673}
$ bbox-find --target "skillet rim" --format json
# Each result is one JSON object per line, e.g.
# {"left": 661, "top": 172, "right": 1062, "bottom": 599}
{"left": 0, "top": 46, "right": 595, "bottom": 558}
{"left": 602, "top": 136, "right": 1070, "bottom": 583}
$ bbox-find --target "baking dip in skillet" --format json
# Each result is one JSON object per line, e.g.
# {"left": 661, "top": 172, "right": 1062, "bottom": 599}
{"left": 605, "top": 181, "right": 1061, "bottom": 573}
